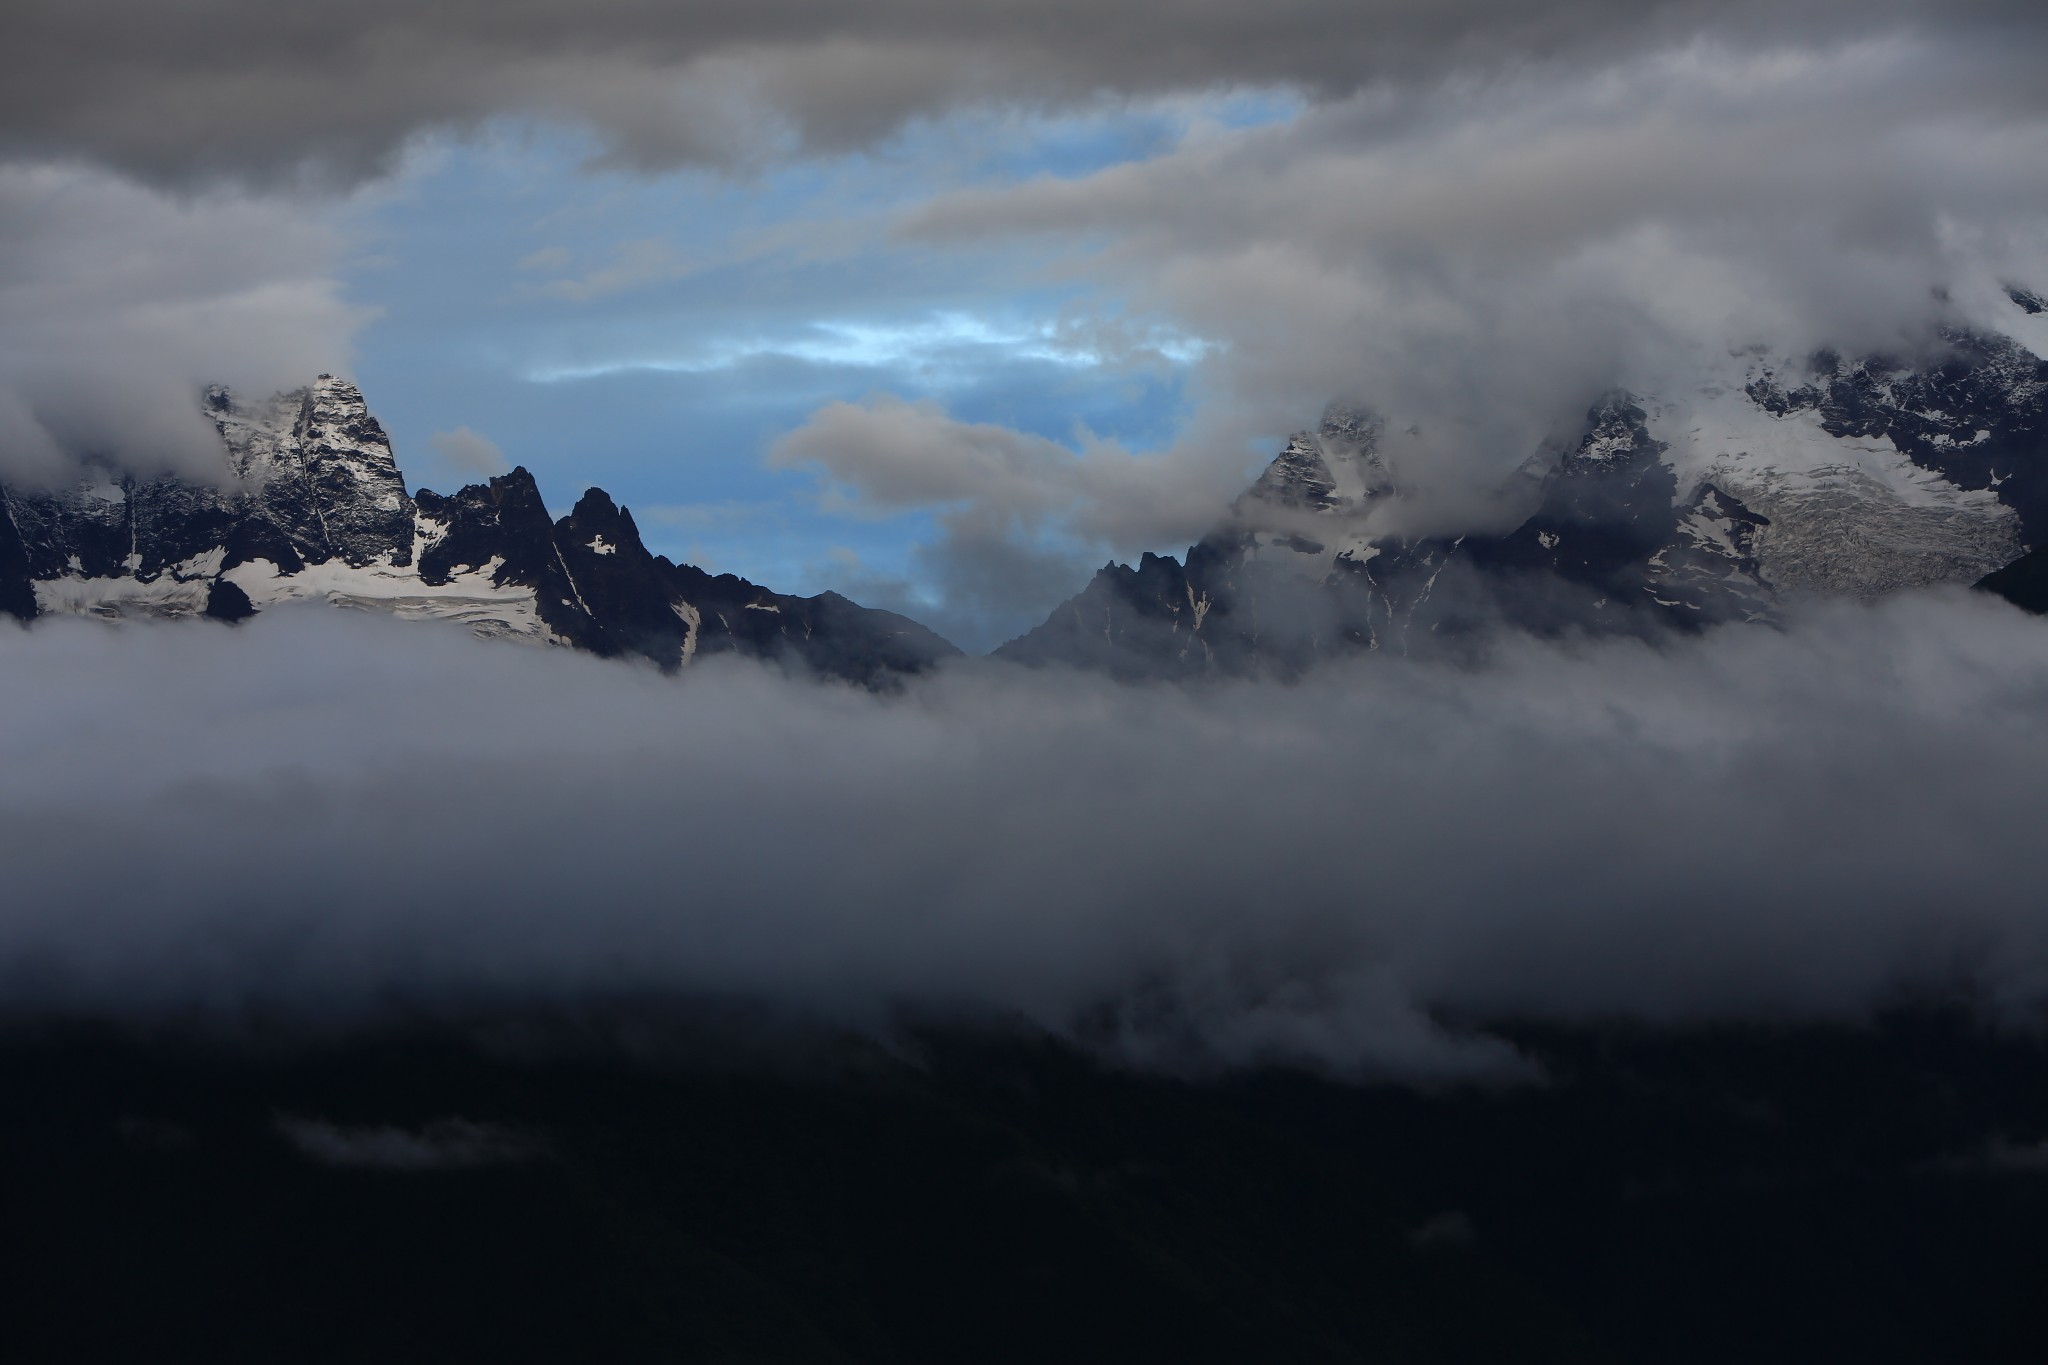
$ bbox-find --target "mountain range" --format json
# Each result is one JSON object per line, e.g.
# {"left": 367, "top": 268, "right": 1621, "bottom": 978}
{"left": 6, "top": 289, "right": 2048, "bottom": 678}
{"left": 1001, "top": 290, "right": 2048, "bottom": 676}
{"left": 0, "top": 378, "right": 956, "bottom": 685}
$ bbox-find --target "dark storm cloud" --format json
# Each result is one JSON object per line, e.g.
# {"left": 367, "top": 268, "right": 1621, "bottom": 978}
{"left": 5, "top": 0, "right": 2045, "bottom": 186}
{"left": 4, "top": 595, "right": 2048, "bottom": 1078}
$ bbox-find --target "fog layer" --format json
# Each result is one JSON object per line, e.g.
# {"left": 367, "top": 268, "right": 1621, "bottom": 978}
{"left": 4, "top": 597, "right": 2047, "bottom": 1076}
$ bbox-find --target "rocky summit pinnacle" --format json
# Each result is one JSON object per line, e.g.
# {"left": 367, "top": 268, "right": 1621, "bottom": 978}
{"left": 1, "top": 379, "right": 958, "bottom": 686}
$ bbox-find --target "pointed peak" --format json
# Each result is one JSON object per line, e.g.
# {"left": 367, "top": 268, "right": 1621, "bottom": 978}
{"left": 570, "top": 486, "right": 620, "bottom": 519}
{"left": 307, "top": 373, "right": 366, "bottom": 403}
{"left": 1244, "top": 430, "right": 1338, "bottom": 511}
{"left": 487, "top": 466, "right": 547, "bottom": 506}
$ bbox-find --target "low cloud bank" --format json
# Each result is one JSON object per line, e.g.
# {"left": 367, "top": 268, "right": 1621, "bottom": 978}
{"left": 4, "top": 594, "right": 2048, "bottom": 1077}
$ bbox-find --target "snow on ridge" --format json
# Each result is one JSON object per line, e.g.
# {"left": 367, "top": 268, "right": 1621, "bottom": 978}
{"left": 32, "top": 549, "right": 562, "bottom": 644}
{"left": 221, "top": 555, "right": 559, "bottom": 644}
{"left": 1642, "top": 357, "right": 2021, "bottom": 598}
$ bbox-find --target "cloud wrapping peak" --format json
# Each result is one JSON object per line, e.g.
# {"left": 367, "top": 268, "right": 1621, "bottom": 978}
{"left": 0, "top": 163, "right": 367, "bottom": 483}
{"left": 756, "top": 30, "right": 2048, "bottom": 619}
{"left": 3, "top": 595, "right": 2048, "bottom": 1077}
{"left": 908, "top": 31, "right": 2048, "bottom": 422}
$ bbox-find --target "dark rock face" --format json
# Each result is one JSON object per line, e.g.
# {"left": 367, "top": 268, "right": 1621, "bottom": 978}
{"left": 414, "top": 469, "right": 558, "bottom": 587}
{"left": 547, "top": 487, "right": 698, "bottom": 663}
{"left": 1978, "top": 544, "right": 2048, "bottom": 614}
{"left": 202, "top": 578, "right": 255, "bottom": 623}
{"left": 1458, "top": 395, "right": 1774, "bottom": 635}
{"left": 407, "top": 470, "right": 960, "bottom": 679}
{"left": 1460, "top": 393, "right": 1692, "bottom": 635}
{"left": 0, "top": 497, "right": 35, "bottom": 623}
{"left": 2, "top": 378, "right": 958, "bottom": 684}
{"left": 656, "top": 564, "right": 958, "bottom": 685}
{"left": 6, "top": 469, "right": 141, "bottom": 582}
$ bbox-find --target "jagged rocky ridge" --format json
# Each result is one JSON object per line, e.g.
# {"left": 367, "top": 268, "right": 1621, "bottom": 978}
{"left": 0, "top": 376, "right": 957, "bottom": 684}
{"left": 1002, "top": 303, "right": 2048, "bottom": 677}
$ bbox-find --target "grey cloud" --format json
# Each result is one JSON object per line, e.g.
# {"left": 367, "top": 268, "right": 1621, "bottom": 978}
{"left": 0, "top": 163, "right": 368, "bottom": 483}
{"left": 755, "top": 29, "right": 2048, "bottom": 621}
{"left": 898, "top": 34, "right": 2048, "bottom": 537}
{"left": 769, "top": 396, "right": 1244, "bottom": 649}
{"left": 4, "top": 593, "right": 2048, "bottom": 1078}
{"left": 5, "top": 2, "right": 2044, "bottom": 186}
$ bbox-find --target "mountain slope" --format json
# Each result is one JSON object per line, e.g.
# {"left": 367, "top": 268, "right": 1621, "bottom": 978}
{"left": 0, "top": 376, "right": 957, "bottom": 684}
